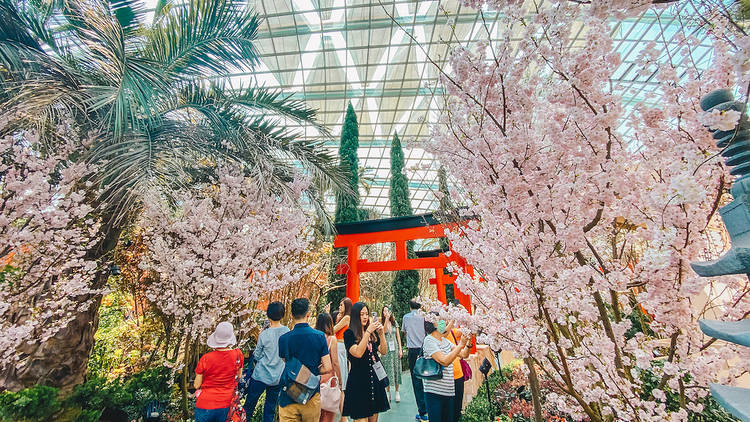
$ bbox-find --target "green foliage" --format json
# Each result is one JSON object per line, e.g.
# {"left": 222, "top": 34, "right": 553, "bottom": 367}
{"left": 67, "top": 366, "right": 173, "bottom": 420}
{"left": 0, "top": 385, "right": 61, "bottom": 422}
{"left": 389, "top": 132, "right": 419, "bottom": 321}
{"left": 391, "top": 268, "right": 420, "bottom": 321}
{"left": 328, "top": 103, "right": 362, "bottom": 307}
{"left": 389, "top": 133, "right": 413, "bottom": 218}
{"left": 461, "top": 368, "right": 509, "bottom": 421}
{"left": 87, "top": 291, "right": 128, "bottom": 377}
{"left": 335, "top": 103, "right": 361, "bottom": 225}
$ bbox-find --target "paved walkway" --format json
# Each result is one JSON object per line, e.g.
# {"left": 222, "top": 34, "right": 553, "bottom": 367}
{"left": 335, "top": 370, "right": 419, "bottom": 422}
{"left": 380, "top": 371, "right": 419, "bottom": 422}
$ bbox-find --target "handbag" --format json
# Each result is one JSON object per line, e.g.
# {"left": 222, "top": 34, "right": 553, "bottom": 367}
{"left": 320, "top": 375, "right": 342, "bottom": 412}
{"left": 451, "top": 331, "right": 473, "bottom": 381}
{"left": 413, "top": 347, "right": 443, "bottom": 380}
{"left": 320, "top": 337, "right": 342, "bottom": 412}
{"left": 225, "top": 350, "right": 247, "bottom": 422}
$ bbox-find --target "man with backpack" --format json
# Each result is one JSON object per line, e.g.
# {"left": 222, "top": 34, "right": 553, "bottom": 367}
{"left": 278, "top": 298, "right": 332, "bottom": 421}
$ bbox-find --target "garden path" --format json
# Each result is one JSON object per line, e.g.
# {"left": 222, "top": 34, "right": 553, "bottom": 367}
{"left": 334, "top": 370, "right": 418, "bottom": 422}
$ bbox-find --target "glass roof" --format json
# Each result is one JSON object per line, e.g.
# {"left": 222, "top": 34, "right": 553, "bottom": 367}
{"left": 235, "top": 0, "right": 713, "bottom": 217}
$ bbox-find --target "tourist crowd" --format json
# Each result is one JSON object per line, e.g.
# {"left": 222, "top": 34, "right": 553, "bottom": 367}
{"left": 193, "top": 298, "right": 473, "bottom": 422}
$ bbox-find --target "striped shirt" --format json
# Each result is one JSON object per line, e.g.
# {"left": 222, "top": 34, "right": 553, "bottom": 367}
{"left": 421, "top": 335, "right": 455, "bottom": 396}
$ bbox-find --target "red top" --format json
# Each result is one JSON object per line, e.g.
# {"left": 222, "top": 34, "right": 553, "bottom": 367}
{"left": 195, "top": 349, "right": 243, "bottom": 409}
{"left": 335, "top": 324, "right": 348, "bottom": 340}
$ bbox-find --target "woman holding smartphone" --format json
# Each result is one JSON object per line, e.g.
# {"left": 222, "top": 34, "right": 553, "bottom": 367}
{"left": 342, "top": 302, "right": 390, "bottom": 421}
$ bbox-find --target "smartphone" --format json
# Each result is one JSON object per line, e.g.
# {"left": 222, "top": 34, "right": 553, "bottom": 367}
{"left": 371, "top": 311, "right": 378, "bottom": 319}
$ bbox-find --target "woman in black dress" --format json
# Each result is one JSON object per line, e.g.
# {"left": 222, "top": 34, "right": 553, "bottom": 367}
{"left": 342, "top": 302, "right": 390, "bottom": 421}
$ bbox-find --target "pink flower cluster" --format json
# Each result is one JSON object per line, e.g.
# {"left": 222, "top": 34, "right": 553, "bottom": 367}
{"left": 139, "top": 170, "right": 311, "bottom": 343}
{"left": 0, "top": 128, "right": 101, "bottom": 368}
{"left": 429, "top": 1, "right": 750, "bottom": 420}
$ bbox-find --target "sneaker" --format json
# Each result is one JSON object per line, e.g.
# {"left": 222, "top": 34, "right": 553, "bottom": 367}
{"left": 415, "top": 415, "right": 422, "bottom": 422}
{"left": 419, "top": 415, "right": 429, "bottom": 421}
{"left": 395, "top": 391, "right": 401, "bottom": 402}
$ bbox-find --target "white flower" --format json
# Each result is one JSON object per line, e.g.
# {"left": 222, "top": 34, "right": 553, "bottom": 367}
{"left": 699, "top": 109, "right": 741, "bottom": 131}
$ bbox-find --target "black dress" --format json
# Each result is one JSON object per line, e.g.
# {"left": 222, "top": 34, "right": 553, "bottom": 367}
{"left": 342, "top": 328, "right": 390, "bottom": 418}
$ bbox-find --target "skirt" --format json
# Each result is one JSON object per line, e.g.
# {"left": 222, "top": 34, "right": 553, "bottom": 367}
{"left": 337, "top": 340, "right": 349, "bottom": 391}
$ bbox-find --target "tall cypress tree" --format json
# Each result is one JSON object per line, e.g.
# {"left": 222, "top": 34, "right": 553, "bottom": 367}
{"left": 389, "top": 133, "right": 420, "bottom": 321}
{"left": 327, "top": 104, "right": 361, "bottom": 307}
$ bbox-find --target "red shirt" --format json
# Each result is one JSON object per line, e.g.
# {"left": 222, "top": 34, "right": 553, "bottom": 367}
{"left": 195, "top": 349, "right": 243, "bottom": 409}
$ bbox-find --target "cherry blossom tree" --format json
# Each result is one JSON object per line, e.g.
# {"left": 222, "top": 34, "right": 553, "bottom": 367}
{"left": 428, "top": 1, "right": 750, "bottom": 420}
{"left": 138, "top": 171, "right": 311, "bottom": 345}
{"left": 0, "top": 127, "right": 101, "bottom": 386}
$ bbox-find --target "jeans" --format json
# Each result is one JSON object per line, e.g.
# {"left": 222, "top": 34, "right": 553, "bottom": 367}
{"left": 195, "top": 407, "right": 229, "bottom": 422}
{"left": 408, "top": 348, "right": 427, "bottom": 417}
{"left": 243, "top": 377, "right": 282, "bottom": 422}
{"left": 424, "top": 392, "right": 455, "bottom": 422}
{"left": 454, "top": 376, "right": 465, "bottom": 421}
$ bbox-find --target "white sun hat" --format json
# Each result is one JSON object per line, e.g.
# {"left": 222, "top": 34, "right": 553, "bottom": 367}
{"left": 206, "top": 321, "right": 237, "bottom": 349}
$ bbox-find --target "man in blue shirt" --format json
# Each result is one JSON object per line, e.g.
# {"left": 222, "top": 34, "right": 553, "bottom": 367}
{"left": 244, "top": 301, "right": 290, "bottom": 422}
{"left": 402, "top": 299, "right": 428, "bottom": 421}
{"left": 278, "top": 298, "right": 331, "bottom": 421}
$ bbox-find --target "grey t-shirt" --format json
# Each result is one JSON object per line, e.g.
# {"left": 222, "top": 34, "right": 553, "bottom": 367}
{"left": 402, "top": 310, "right": 426, "bottom": 349}
{"left": 252, "top": 325, "right": 290, "bottom": 386}
{"left": 422, "top": 335, "right": 455, "bottom": 396}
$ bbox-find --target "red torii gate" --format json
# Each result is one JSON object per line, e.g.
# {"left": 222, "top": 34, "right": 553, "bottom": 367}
{"left": 334, "top": 213, "right": 474, "bottom": 313}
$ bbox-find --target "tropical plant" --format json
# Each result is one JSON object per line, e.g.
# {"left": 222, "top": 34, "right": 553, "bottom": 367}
{"left": 0, "top": 0, "right": 342, "bottom": 390}
{"left": 389, "top": 132, "right": 420, "bottom": 321}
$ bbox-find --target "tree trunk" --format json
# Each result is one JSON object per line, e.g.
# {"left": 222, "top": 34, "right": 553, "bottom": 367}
{"left": 525, "top": 357, "right": 544, "bottom": 422}
{"left": 0, "top": 215, "right": 126, "bottom": 392}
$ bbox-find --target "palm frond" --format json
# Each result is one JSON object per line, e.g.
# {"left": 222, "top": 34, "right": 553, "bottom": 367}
{"left": 230, "top": 85, "right": 328, "bottom": 133}
{"left": 144, "top": 0, "right": 261, "bottom": 78}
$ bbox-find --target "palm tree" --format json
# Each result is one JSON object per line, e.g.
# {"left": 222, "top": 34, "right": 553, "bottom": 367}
{"left": 0, "top": 0, "right": 344, "bottom": 390}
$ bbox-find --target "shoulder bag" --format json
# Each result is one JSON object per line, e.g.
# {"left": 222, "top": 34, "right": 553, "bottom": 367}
{"left": 225, "top": 349, "right": 247, "bottom": 422}
{"left": 413, "top": 343, "right": 442, "bottom": 380}
{"left": 281, "top": 357, "right": 321, "bottom": 405}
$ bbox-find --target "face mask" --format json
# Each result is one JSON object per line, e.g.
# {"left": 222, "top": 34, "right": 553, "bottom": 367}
{"left": 437, "top": 320, "right": 447, "bottom": 334}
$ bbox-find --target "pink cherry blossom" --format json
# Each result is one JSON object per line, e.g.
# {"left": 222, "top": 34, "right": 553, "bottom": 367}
{"left": 0, "top": 127, "right": 101, "bottom": 368}
{"left": 139, "top": 169, "right": 311, "bottom": 343}
{"left": 427, "top": 1, "right": 750, "bottom": 420}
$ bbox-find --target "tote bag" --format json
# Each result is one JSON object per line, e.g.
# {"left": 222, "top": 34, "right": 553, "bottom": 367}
{"left": 320, "top": 375, "right": 342, "bottom": 412}
{"left": 320, "top": 337, "right": 342, "bottom": 412}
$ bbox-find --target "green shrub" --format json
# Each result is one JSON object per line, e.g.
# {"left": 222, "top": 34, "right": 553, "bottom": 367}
{"left": 0, "top": 385, "right": 62, "bottom": 422}
{"left": 461, "top": 369, "right": 508, "bottom": 421}
{"left": 67, "top": 366, "right": 173, "bottom": 420}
